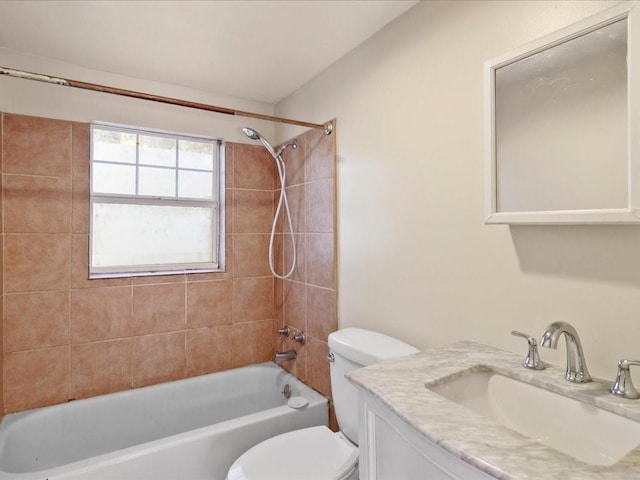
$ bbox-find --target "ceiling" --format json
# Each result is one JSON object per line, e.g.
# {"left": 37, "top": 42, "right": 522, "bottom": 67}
{"left": 0, "top": 0, "right": 418, "bottom": 104}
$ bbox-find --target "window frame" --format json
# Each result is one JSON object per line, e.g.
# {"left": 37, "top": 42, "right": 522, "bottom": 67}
{"left": 89, "top": 123, "right": 225, "bottom": 278}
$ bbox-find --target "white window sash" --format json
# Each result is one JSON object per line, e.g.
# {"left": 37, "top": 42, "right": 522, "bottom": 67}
{"left": 89, "top": 124, "right": 223, "bottom": 278}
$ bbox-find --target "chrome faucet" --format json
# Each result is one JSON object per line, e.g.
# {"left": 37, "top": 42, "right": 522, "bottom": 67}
{"left": 274, "top": 350, "right": 297, "bottom": 364}
{"left": 539, "top": 321, "right": 591, "bottom": 383}
{"left": 611, "top": 359, "right": 640, "bottom": 399}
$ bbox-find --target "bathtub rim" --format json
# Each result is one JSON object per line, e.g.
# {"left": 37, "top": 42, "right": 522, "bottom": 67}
{"left": 0, "top": 362, "right": 328, "bottom": 477}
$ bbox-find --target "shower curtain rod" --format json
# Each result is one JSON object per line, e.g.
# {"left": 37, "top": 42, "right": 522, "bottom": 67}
{"left": 0, "top": 66, "right": 333, "bottom": 135}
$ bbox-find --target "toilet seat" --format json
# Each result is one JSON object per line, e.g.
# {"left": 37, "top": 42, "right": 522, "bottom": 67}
{"left": 226, "top": 426, "right": 358, "bottom": 480}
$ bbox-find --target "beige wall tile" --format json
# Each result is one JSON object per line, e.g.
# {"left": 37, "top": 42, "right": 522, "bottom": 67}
{"left": 274, "top": 278, "right": 284, "bottom": 323}
{"left": 0, "top": 115, "right": 334, "bottom": 414}
{"left": 233, "top": 234, "right": 270, "bottom": 278}
{"left": 304, "top": 127, "right": 335, "bottom": 182}
{"left": 186, "top": 325, "right": 233, "bottom": 376}
{"left": 132, "top": 332, "right": 186, "bottom": 387}
{"left": 5, "top": 291, "right": 70, "bottom": 352}
{"left": 71, "top": 339, "right": 132, "bottom": 399}
{"left": 283, "top": 280, "right": 306, "bottom": 332}
{"left": 234, "top": 143, "right": 274, "bottom": 190}
{"left": 232, "top": 319, "right": 274, "bottom": 368}
{"left": 186, "top": 280, "right": 232, "bottom": 328}
{"left": 3, "top": 175, "right": 72, "bottom": 233}
{"left": 71, "top": 178, "right": 89, "bottom": 234}
{"left": 2, "top": 114, "right": 72, "bottom": 177}
{"left": 306, "top": 336, "right": 332, "bottom": 397}
{"left": 132, "top": 283, "right": 186, "bottom": 335}
{"left": 283, "top": 184, "right": 305, "bottom": 234}
{"left": 5, "top": 234, "right": 71, "bottom": 293}
{"left": 305, "top": 179, "right": 334, "bottom": 234}
{"left": 329, "top": 403, "right": 339, "bottom": 432}
{"left": 232, "top": 277, "right": 273, "bottom": 323}
{"left": 234, "top": 189, "right": 273, "bottom": 234}
{"left": 72, "top": 123, "right": 90, "bottom": 180}
{"left": 305, "top": 233, "right": 335, "bottom": 289}
{"left": 272, "top": 233, "right": 284, "bottom": 276}
{"left": 4, "top": 347, "right": 69, "bottom": 413}
{"left": 307, "top": 286, "right": 337, "bottom": 342}
{"left": 283, "top": 233, "right": 306, "bottom": 283}
{"left": 71, "top": 286, "right": 132, "bottom": 343}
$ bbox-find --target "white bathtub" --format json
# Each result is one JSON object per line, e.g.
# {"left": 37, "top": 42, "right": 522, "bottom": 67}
{"left": 0, "top": 363, "right": 327, "bottom": 480}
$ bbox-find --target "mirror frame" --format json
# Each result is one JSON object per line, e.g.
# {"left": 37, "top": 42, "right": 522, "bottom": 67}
{"left": 485, "top": 2, "right": 640, "bottom": 225}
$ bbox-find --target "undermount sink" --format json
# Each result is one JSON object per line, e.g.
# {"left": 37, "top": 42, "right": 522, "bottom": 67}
{"left": 426, "top": 367, "right": 640, "bottom": 466}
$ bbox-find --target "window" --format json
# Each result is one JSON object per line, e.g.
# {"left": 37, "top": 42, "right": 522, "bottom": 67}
{"left": 90, "top": 124, "right": 223, "bottom": 277}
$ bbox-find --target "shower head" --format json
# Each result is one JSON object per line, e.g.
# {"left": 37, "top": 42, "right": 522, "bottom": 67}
{"left": 243, "top": 127, "right": 298, "bottom": 158}
{"left": 242, "top": 127, "right": 261, "bottom": 141}
{"left": 243, "top": 127, "right": 276, "bottom": 157}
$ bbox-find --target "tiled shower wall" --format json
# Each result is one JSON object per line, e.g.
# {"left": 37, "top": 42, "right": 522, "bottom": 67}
{"left": 274, "top": 127, "right": 338, "bottom": 423}
{"left": 0, "top": 113, "right": 336, "bottom": 416}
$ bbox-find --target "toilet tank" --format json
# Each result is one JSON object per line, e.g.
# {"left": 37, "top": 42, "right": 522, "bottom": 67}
{"left": 328, "top": 328, "right": 418, "bottom": 445}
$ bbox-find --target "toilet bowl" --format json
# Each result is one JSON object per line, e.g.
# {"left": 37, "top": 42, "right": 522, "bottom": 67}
{"left": 227, "top": 426, "right": 358, "bottom": 480}
{"left": 226, "top": 328, "right": 418, "bottom": 480}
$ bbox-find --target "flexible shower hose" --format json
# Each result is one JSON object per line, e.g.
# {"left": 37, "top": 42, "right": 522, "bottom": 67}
{"left": 269, "top": 152, "right": 296, "bottom": 279}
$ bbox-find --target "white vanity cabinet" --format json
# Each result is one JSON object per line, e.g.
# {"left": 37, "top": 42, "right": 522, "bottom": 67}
{"left": 357, "top": 389, "right": 495, "bottom": 480}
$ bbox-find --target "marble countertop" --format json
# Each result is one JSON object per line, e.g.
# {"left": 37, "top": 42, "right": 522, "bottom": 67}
{"left": 346, "top": 341, "right": 640, "bottom": 479}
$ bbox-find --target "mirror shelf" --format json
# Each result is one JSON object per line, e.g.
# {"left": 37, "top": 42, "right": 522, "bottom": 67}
{"left": 485, "top": 2, "right": 640, "bottom": 225}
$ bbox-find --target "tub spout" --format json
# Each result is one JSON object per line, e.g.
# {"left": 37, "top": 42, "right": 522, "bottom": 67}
{"left": 275, "top": 350, "right": 297, "bottom": 364}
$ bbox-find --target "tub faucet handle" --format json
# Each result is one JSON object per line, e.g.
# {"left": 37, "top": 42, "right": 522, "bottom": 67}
{"left": 292, "top": 331, "right": 306, "bottom": 345}
{"left": 278, "top": 326, "right": 291, "bottom": 337}
{"left": 611, "top": 359, "right": 640, "bottom": 399}
{"left": 511, "top": 330, "right": 545, "bottom": 370}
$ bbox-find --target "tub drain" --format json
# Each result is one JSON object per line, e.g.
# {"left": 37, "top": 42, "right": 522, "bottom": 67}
{"left": 282, "top": 384, "right": 292, "bottom": 399}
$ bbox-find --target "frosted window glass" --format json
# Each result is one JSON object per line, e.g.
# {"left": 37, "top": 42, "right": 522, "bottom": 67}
{"left": 139, "top": 167, "right": 176, "bottom": 197}
{"left": 92, "top": 129, "right": 136, "bottom": 163}
{"left": 139, "top": 135, "right": 176, "bottom": 167}
{"left": 179, "top": 171, "right": 213, "bottom": 199}
{"left": 92, "top": 203, "right": 215, "bottom": 267}
{"left": 179, "top": 140, "right": 214, "bottom": 170}
{"left": 93, "top": 163, "right": 136, "bottom": 194}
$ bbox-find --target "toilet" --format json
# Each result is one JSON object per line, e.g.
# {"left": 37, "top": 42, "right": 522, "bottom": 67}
{"left": 226, "top": 328, "right": 419, "bottom": 480}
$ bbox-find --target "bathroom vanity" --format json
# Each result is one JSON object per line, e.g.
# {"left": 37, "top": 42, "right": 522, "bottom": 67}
{"left": 348, "top": 342, "right": 640, "bottom": 479}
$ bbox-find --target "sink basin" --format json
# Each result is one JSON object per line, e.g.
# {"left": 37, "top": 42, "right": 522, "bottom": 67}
{"left": 427, "top": 367, "right": 640, "bottom": 466}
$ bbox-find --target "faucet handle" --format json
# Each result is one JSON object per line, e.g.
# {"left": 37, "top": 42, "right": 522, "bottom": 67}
{"left": 292, "top": 331, "right": 306, "bottom": 345}
{"left": 611, "top": 359, "right": 640, "bottom": 399}
{"left": 511, "top": 330, "right": 545, "bottom": 370}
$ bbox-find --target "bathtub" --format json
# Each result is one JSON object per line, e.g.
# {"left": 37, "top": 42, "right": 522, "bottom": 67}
{"left": 0, "top": 362, "right": 327, "bottom": 480}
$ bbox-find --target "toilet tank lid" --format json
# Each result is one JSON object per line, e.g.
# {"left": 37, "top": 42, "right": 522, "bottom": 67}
{"left": 328, "top": 328, "right": 419, "bottom": 367}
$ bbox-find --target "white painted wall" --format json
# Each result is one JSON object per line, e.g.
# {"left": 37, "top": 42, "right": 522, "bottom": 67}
{"left": 276, "top": 0, "right": 640, "bottom": 379}
{"left": 0, "top": 48, "right": 276, "bottom": 143}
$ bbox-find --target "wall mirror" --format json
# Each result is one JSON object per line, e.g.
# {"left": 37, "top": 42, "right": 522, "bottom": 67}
{"left": 485, "top": 2, "right": 640, "bottom": 224}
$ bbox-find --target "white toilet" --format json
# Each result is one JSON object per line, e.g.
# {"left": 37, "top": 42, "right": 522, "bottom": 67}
{"left": 226, "top": 328, "right": 419, "bottom": 480}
